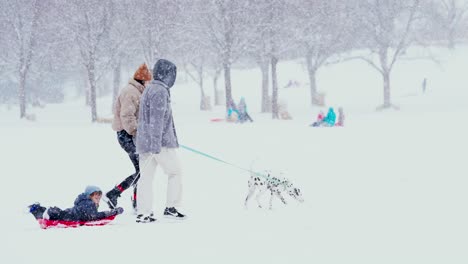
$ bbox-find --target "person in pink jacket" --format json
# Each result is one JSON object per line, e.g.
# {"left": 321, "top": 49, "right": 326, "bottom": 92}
{"left": 311, "top": 110, "right": 325, "bottom": 127}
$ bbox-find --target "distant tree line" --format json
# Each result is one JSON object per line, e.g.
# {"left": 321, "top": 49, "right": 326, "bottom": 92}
{"left": 0, "top": 0, "right": 467, "bottom": 121}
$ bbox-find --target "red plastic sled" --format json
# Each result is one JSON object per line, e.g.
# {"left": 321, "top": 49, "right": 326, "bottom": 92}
{"left": 210, "top": 118, "right": 225, "bottom": 122}
{"left": 37, "top": 215, "right": 116, "bottom": 229}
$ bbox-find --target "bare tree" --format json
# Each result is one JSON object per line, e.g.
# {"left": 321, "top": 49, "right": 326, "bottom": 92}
{"left": 243, "top": 0, "right": 298, "bottom": 118}
{"left": 244, "top": 1, "right": 273, "bottom": 113}
{"left": 263, "top": 0, "right": 296, "bottom": 119}
{"left": 62, "top": 0, "right": 115, "bottom": 122}
{"left": 198, "top": 0, "right": 251, "bottom": 112}
{"left": 211, "top": 66, "right": 223, "bottom": 106}
{"left": 355, "top": 0, "right": 421, "bottom": 109}
{"left": 183, "top": 59, "right": 212, "bottom": 110}
{"left": 424, "top": 0, "right": 468, "bottom": 48}
{"left": 292, "top": 0, "right": 356, "bottom": 106}
{"left": 177, "top": 2, "right": 216, "bottom": 110}
{"left": 136, "top": 0, "right": 181, "bottom": 65}
{"left": 0, "top": 0, "right": 42, "bottom": 118}
{"left": 108, "top": 1, "right": 143, "bottom": 110}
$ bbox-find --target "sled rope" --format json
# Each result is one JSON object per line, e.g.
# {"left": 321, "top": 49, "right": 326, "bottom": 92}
{"left": 180, "top": 144, "right": 269, "bottom": 179}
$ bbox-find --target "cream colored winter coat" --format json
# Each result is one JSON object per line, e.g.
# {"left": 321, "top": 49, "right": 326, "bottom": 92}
{"left": 112, "top": 79, "right": 145, "bottom": 136}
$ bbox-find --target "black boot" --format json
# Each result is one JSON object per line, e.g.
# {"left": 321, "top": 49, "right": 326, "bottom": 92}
{"left": 28, "top": 203, "right": 46, "bottom": 220}
{"left": 105, "top": 187, "right": 121, "bottom": 209}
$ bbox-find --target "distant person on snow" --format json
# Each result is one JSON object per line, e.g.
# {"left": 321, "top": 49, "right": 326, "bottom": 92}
{"left": 237, "top": 97, "right": 253, "bottom": 123}
{"left": 321, "top": 107, "right": 336, "bottom": 127}
{"left": 226, "top": 99, "right": 239, "bottom": 122}
{"left": 278, "top": 99, "right": 293, "bottom": 120}
{"left": 335, "top": 107, "right": 345, "bottom": 127}
{"left": 28, "top": 186, "right": 123, "bottom": 221}
{"left": 422, "top": 78, "right": 427, "bottom": 94}
{"left": 311, "top": 110, "right": 325, "bottom": 127}
{"left": 106, "top": 63, "right": 153, "bottom": 212}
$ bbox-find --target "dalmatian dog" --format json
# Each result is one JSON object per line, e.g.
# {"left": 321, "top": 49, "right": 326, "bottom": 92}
{"left": 244, "top": 170, "right": 304, "bottom": 209}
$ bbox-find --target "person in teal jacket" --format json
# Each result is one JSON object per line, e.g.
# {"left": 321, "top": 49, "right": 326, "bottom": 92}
{"left": 226, "top": 99, "right": 239, "bottom": 122}
{"left": 322, "top": 107, "right": 336, "bottom": 126}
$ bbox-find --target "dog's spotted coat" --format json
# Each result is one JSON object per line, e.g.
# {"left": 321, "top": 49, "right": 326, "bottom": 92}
{"left": 244, "top": 170, "right": 304, "bottom": 209}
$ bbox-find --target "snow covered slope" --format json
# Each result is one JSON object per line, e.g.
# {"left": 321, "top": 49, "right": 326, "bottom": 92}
{"left": 1, "top": 47, "right": 467, "bottom": 264}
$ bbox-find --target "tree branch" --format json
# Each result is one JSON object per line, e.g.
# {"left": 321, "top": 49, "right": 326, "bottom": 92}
{"left": 389, "top": 0, "right": 420, "bottom": 70}
{"left": 347, "top": 55, "right": 384, "bottom": 74}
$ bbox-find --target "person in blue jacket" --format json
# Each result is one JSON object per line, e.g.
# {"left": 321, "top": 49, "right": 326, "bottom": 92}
{"left": 321, "top": 107, "right": 336, "bottom": 127}
{"left": 237, "top": 97, "right": 253, "bottom": 123}
{"left": 28, "top": 186, "right": 123, "bottom": 221}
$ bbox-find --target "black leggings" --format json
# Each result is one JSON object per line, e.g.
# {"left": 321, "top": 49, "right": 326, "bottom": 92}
{"left": 116, "top": 130, "right": 140, "bottom": 191}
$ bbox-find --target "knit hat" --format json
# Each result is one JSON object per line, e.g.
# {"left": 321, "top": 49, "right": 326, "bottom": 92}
{"left": 133, "top": 63, "right": 152, "bottom": 81}
{"left": 84, "top": 185, "right": 102, "bottom": 196}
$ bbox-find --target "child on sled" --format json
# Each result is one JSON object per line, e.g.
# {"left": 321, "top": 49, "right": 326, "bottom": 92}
{"left": 29, "top": 185, "right": 123, "bottom": 222}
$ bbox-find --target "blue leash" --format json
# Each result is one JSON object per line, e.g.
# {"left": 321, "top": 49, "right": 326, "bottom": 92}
{"left": 179, "top": 144, "right": 268, "bottom": 178}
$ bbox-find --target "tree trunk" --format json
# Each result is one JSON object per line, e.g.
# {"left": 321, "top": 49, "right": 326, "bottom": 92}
{"left": 213, "top": 69, "right": 221, "bottom": 106}
{"left": 306, "top": 54, "right": 318, "bottom": 106}
{"left": 17, "top": 0, "right": 39, "bottom": 119}
{"left": 448, "top": 28, "right": 456, "bottom": 49}
{"left": 309, "top": 71, "right": 318, "bottom": 105}
{"left": 87, "top": 60, "right": 98, "bottom": 122}
{"left": 200, "top": 78, "right": 205, "bottom": 98}
{"left": 260, "top": 60, "right": 270, "bottom": 112}
{"left": 89, "top": 78, "right": 97, "bottom": 122}
{"left": 112, "top": 60, "right": 121, "bottom": 111}
{"left": 85, "top": 81, "right": 91, "bottom": 106}
{"left": 199, "top": 66, "right": 207, "bottom": 110}
{"left": 379, "top": 48, "right": 392, "bottom": 109}
{"left": 223, "top": 62, "right": 233, "bottom": 112}
{"left": 19, "top": 71, "right": 27, "bottom": 119}
{"left": 271, "top": 56, "right": 279, "bottom": 119}
{"left": 382, "top": 70, "right": 391, "bottom": 108}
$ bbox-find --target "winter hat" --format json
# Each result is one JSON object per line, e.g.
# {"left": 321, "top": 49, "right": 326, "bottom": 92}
{"left": 133, "top": 63, "right": 152, "bottom": 82}
{"left": 84, "top": 185, "right": 102, "bottom": 196}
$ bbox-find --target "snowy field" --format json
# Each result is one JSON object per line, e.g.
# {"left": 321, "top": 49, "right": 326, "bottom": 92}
{"left": 1, "top": 47, "right": 468, "bottom": 264}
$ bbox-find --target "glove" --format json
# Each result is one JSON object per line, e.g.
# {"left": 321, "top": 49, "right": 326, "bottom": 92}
{"left": 111, "top": 207, "right": 124, "bottom": 215}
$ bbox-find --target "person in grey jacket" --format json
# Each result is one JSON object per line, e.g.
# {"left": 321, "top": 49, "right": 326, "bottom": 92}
{"left": 135, "top": 59, "right": 186, "bottom": 223}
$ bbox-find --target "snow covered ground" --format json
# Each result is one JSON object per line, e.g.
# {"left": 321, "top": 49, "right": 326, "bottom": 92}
{"left": 1, "top": 47, "right": 468, "bottom": 264}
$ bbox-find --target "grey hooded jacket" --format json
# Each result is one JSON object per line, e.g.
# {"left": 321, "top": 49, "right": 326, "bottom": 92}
{"left": 135, "top": 80, "right": 179, "bottom": 154}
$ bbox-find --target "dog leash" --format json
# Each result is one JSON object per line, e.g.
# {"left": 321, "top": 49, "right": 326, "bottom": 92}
{"left": 180, "top": 144, "right": 269, "bottom": 179}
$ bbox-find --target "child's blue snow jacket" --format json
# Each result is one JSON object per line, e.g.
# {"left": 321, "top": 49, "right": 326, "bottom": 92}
{"left": 49, "top": 193, "right": 111, "bottom": 222}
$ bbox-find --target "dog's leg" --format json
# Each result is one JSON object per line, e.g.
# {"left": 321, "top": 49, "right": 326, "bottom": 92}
{"left": 255, "top": 187, "right": 266, "bottom": 208}
{"left": 244, "top": 185, "right": 256, "bottom": 208}
{"left": 275, "top": 191, "right": 288, "bottom": 205}
{"left": 269, "top": 190, "right": 275, "bottom": 210}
